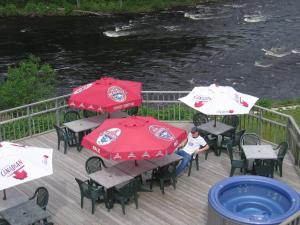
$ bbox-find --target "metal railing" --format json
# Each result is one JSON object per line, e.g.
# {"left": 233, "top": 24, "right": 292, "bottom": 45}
{"left": 279, "top": 210, "right": 300, "bottom": 225}
{"left": 1, "top": 91, "right": 300, "bottom": 168}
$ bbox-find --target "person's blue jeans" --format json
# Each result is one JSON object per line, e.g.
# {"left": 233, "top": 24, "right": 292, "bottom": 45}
{"left": 176, "top": 150, "right": 192, "bottom": 176}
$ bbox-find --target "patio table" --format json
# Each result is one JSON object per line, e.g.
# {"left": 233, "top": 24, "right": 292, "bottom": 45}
{"left": 148, "top": 154, "right": 183, "bottom": 167}
{"left": 64, "top": 111, "right": 128, "bottom": 150}
{"left": 197, "top": 121, "right": 234, "bottom": 136}
{"left": 0, "top": 200, "right": 50, "bottom": 225}
{"left": 115, "top": 160, "right": 158, "bottom": 177}
{"left": 0, "top": 188, "right": 27, "bottom": 211}
{"left": 242, "top": 145, "right": 277, "bottom": 160}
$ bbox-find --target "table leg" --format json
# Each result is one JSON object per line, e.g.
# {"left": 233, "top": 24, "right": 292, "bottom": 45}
{"left": 105, "top": 188, "right": 114, "bottom": 209}
{"left": 76, "top": 132, "right": 84, "bottom": 152}
{"left": 3, "top": 189, "right": 6, "bottom": 200}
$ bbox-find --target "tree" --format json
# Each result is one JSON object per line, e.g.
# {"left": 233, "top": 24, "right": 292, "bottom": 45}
{"left": 0, "top": 55, "right": 57, "bottom": 110}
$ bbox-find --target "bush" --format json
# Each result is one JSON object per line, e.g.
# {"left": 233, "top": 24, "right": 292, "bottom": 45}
{"left": 0, "top": 55, "right": 57, "bottom": 110}
{"left": 256, "top": 98, "right": 272, "bottom": 108}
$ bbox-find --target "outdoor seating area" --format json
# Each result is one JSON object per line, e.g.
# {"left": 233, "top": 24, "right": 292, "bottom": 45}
{"left": 2, "top": 122, "right": 298, "bottom": 225}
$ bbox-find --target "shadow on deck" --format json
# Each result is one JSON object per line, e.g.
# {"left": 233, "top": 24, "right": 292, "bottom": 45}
{"left": 7, "top": 122, "right": 300, "bottom": 225}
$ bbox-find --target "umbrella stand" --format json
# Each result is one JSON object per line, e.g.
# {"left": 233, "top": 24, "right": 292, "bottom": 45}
{"left": 3, "top": 189, "right": 6, "bottom": 200}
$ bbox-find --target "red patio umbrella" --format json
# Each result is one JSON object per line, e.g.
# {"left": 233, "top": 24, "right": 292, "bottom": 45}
{"left": 68, "top": 77, "right": 142, "bottom": 113}
{"left": 81, "top": 116, "right": 187, "bottom": 160}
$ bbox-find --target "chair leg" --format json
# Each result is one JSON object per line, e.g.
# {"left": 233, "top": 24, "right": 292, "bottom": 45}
{"left": 160, "top": 179, "right": 165, "bottom": 194}
{"left": 57, "top": 139, "right": 60, "bottom": 150}
{"left": 279, "top": 164, "right": 283, "bottom": 177}
{"left": 171, "top": 177, "right": 176, "bottom": 190}
{"left": 134, "top": 194, "right": 138, "bottom": 209}
{"left": 230, "top": 167, "right": 235, "bottom": 177}
{"left": 121, "top": 198, "right": 126, "bottom": 215}
{"left": 196, "top": 155, "right": 199, "bottom": 171}
{"left": 80, "top": 196, "right": 84, "bottom": 208}
{"left": 91, "top": 199, "right": 95, "bottom": 214}
{"left": 188, "top": 160, "right": 192, "bottom": 176}
{"left": 205, "top": 151, "right": 208, "bottom": 160}
{"left": 64, "top": 140, "right": 68, "bottom": 154}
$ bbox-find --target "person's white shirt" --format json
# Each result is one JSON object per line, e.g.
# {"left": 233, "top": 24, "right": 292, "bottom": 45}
{"left": 182, "top": 133, "right": 207, "bottom": 155}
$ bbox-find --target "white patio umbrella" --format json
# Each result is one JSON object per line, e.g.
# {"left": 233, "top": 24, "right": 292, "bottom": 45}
{"left": 179, "top": 83, "right": 259, "bottom": 126}
{"left": 0, "top": 142, "right": 53, "bottom": 199}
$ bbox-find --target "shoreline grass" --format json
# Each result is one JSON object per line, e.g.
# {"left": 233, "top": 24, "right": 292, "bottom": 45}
{"left": 0, "top": 0, "right": 210, "bottom": 16}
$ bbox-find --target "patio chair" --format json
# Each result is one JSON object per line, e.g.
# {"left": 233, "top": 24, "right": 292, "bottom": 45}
{"left": 127, "top": 107, "right": 139, "bottom": 116}
{"left": 113, "top": 179, "right": 138, "bottom": 215}
{"left": 274, "top": 142, "right": 288, "bottom": 177}
{"left": 85, "top": 156, "right": 107, "bottom": 174}
{"left": 29, "top": 186, "right": 49, "bottom": 210}
{"left": 203, "top": 135, "right": 219, "bottom": 160}
{"left": 83, "top": 110, "right": 98, "bottom": 118}
{"left": 254, "top": 159, "right": 275, "bottom": 178}
{"left": 227, "top": 144, "right": 247, "bottom": 177}
{"left": 150, "top": 163, "right": 176, "bottom": 194}
{"left": 222, "top": 115, "right": 239, "bottom": 129}
{"left": 54, "top": 125, "right": 77, "bottom": 154}
{"left": 192, "top": 112, "right": 209, "bottom": 127}
{"left": 75, "top": 178, "right": 107, "bottom": 214}
{"left": 63, "top": 109, "right": 80, "bottom": 123}
{"left": 0, "top": 219, "right": 10, "bottom": 225}
{"left": 221, "top": 129, "right": 246, "bottom": 154}
{"left": 240, "top": 133, "right": 261, "bottom": 146}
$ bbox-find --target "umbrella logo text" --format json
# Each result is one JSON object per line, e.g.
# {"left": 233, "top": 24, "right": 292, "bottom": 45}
{"left": 97, "top": 128, "right": 121, "bottom": 146}
{"left": 107, "top": 86, "right": 127, "bottom": 102}
{"left": 73, "top": 83, "right": 93, "bottom": 94}
{"left": 1, "top": 160, "right": 27, "bottom": 180}
{"left": 149, "top": 125, "right": 175, "bottom": 141}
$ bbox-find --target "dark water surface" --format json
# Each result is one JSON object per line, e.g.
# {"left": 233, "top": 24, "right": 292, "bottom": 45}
{"left": 0, "top": 0, "right": 300, "bottom": 99}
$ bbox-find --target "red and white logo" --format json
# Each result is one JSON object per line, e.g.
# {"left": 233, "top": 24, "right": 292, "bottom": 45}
{"left": 97, "top": 128, "right": 121, "bottom": 146}
{"left": 149, "top": 125, "right": 175, "bottom": 141}
{"left": 107, "top": 86, "right": 127, "bottom": 102}
{"left": 0, "top": 160, "right": 27, "bottom": 180}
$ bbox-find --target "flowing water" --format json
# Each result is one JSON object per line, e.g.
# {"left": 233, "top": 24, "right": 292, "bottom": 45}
{"left": 0, "top": 0, "right": 299, "bottom": 99}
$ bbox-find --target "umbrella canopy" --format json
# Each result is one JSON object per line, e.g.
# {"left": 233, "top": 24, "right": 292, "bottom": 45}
{"left": 68, "top": 77, "right": 142, "bottom": 113}
{"left": 82, "top": 116, "right": 187, "bottom": 160}
{"left": 178, "top": 84, "right": 259, "bottom": 115}
{"left": 0, "top": 142, "right": 53, "bottom": 191}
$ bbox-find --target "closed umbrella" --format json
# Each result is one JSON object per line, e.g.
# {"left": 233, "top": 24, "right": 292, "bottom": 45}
{"left": 81, "top": 116, "right": 187, "bottom": 161}
{"left": 0, "top": 142, "right": 53, "bottom": 199}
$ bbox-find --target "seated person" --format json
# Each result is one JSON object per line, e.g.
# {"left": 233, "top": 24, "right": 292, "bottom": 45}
{"left": 176, "top": 127, "right": 209, "bottom": 176}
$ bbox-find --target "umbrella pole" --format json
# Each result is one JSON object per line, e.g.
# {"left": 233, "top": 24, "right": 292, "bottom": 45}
{"left": 135, "top": 160, "right": 138, "bottom": 167}
{"left": 107, "top": 112, "right": 110, "bottom": 119}
{"left": 3, "top": 189, "right": 6, "bottom": 200}
{"left": 214, "top": 115, "right": 217, "bottom": 127}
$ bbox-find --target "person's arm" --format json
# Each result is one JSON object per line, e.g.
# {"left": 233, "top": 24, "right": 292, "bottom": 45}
{"left": 178, "top": 138, "right": 188, "bottom": 148}
{"left": 195, "top": 144, "right": 209, "bottom": 154}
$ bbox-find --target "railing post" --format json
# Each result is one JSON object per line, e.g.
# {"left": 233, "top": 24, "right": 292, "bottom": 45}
{"left": 258, "top": 108, "right": 263, "bottom": 138}
{"left": 55, "top": 99, "right": 60, "bottom": 126}
{"left": 27, "top": 106, "right": 32, "bottom": 137}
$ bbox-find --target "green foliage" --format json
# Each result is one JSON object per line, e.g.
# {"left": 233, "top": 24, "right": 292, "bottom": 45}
{"left": 256, "top": 98, "right": 272, "bottom": 108}
{"left": 0, "top": 55, "right": 57, "bottom": 110}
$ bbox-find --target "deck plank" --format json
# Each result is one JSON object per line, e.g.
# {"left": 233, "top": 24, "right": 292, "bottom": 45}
{"left": 7, "top": 123, "right": 300, "bottom": 225}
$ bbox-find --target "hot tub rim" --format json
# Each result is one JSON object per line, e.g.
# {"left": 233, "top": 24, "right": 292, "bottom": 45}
{"left": 208, "top": 175, "right": 300, "bottom": 225}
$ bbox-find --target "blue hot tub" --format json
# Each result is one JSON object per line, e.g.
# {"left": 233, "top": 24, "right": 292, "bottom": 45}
{"left": 208, "top": 176, "right": 300, "bottom": 225}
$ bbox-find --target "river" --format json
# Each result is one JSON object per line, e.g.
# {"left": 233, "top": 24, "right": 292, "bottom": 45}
{"left": 0, "top": 0, "right": 299, "bottom": 99}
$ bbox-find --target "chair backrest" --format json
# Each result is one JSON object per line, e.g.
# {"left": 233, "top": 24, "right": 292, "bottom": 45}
{"left": 118, "top": 179, "right": 138, "bottom": 197}
{"left": 222, "top": 115, "right": 239, "bottom": 128}
{"left": 64, "top": 110, "right": 80, "bottom": 123}
{"left": 193, "top": 112, "right": 208, "bottom": 126}
{"left": 75, "top": 177, "right": 90, "bottom": 197}
{"left": 54, "top": 125, "right": 65, "bottom": 139}
{"left": 232, "top": 129, "right": 246, "bottom": 147}
{"left": 127, "top": 107, "right": 139, "bottom": 116}
{"left": 240, "top": 133, "right": 261, "bottom": 146}
{"left": 83, "top": 110, "right": 98, "bottom": 118}
{"left": 276, "top": 142, "right": 288, "bottom": 159}
{"left": 85, "top": 156, "right": 107, "bottom": 174}
{"left": 0, "top": 219, "right": 10, "bottom": 225}
{"left": 30, "top": 186, "right": 49, "bottom": 210}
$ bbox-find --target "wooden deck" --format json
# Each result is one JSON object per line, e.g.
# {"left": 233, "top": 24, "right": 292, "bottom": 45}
{"left": 5, "top": 122, "right": 300, "bottom": 225}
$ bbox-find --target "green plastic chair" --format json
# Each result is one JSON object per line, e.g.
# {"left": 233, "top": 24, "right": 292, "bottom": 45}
{"left": 227, "top": 143, "right": 247, "bottom": 177}
{"left": 150, "top": 163, "right": 176, "bottom": 194}
{"left": 113, "top": 179, "right": 138, "bottom": 215}
{"left": 63, "top": 109, "right": 80, "bottom": 123}
{"left": 54, "top": 125, "right": 76, "bottom": 154}
{"left": 75, "top": 178, "right": 106, "bottom": 214}
{"left": 203, "top": 135, "right": 219, "bottom": 160}
{"left": 29, "top": 186, "right": 49, "bottom": 210}
{"left": 274, "top": 142, "right": 288, "bottom": 177}
{"left": 85, "top": 156, "right": 107, "bottom": 174}
{"left": 192, "top": 112, "right": 208, "bottom": 127}
{"left": 222, "top": 129, "right": 246, "bottom": 153}
{"left": 254, "top": 159, "right": 275, "bottom": 178}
